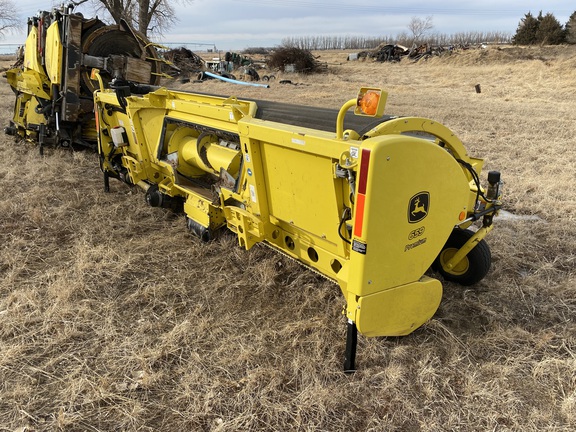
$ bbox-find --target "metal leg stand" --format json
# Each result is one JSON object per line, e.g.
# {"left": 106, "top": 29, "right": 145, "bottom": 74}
{"left": 104, "top": 171, "right": 110, "bottom": 193}
{"left": 39, "top": 124, "right": 45, "bottom": 156}
{"left": 343, "top": 319, "right": 358, "bottom": 373}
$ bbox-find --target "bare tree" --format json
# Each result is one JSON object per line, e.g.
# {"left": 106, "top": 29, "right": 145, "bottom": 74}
{"left": 0, "top": 0, "right": 20, "bottom": 37}
{"left": 137, "top": 0, "right": 174, "bottom": 35}
{"left": 407, "top": 16, "right": 434, "bottom": 46}
{"left": 90, "top": 0, "right": 190, "bottom": 36}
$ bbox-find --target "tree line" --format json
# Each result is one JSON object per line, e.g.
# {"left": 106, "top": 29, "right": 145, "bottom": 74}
{"left": 282, "top": 10, "right": 576, "bottom": 51}
{"left": 282, "top": 11, "right": 576, "bottom": 50}
{"left": 281, "top": 31, "right": 512, "bottom": 51}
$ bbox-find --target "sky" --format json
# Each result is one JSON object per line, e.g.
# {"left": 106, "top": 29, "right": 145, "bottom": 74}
{"left": 3, "top": 0, "right": 575, "bottom": 51}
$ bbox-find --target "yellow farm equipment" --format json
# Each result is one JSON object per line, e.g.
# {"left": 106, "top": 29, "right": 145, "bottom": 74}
{"left": 4, "top": 7, "right": 502, "bottom": 371}
{"left": 5, "top": 5, "right": 163, "bottom": 153}
{"left": 92, "top": 80, "right": 502, "bottom": 371}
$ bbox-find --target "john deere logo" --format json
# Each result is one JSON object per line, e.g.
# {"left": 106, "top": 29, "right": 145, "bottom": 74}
{"left": 408, "top": 192, "right": 429, "bottom": 223}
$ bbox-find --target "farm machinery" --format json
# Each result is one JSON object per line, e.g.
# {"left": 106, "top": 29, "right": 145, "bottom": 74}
{"left": 4, "top": 8, "right": 502, "bottom": 371}
{"left": 91, "top": 81, "right": 502, "bottom": 370}
{"left": 4, "top": 4, "right": 163, "bottom": 153}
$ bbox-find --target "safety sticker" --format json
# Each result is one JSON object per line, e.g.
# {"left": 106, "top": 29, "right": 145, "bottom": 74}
{"left": 352, "top": 239, "right": 367, "bottom": 255}
{"left": 249, "top": 184, "right": 257, "bottom": 203}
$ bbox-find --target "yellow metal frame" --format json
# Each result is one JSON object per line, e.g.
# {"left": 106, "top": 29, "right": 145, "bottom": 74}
{"left": 92, "top": 85, "right": 501, "bottom": 369}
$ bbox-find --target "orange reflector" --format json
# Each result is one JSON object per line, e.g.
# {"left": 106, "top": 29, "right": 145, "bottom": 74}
{"left": 354, "top": 88, "right": 386, "bottom": 117}
{"left": 353, "top": 148, "right": 371, "bottom": 238}
{"left": 358, "top": 91, "right": 380, "bottom": 116}
{"left": 459, "top": 211, "right": 466, "bottom": 221}
{"left": 90, "top": 68, "right": 99, "bottom": 80}
{"left": 354, "top": 194, "right": 366, "bottom": 238}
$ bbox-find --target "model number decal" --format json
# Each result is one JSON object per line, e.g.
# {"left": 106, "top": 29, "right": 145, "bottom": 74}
{"left": 408, "top": 226, "right": 425, "bottom": 240}
{"left": 405, "top": 238, "right": 427, "bottom": 252}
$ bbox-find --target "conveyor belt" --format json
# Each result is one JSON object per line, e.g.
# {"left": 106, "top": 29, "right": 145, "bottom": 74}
{"left": 192, "top": 91, "right": 395, "bottom": 135}
{"left": 253, "top": 99, "right": 395, "bottom": 135}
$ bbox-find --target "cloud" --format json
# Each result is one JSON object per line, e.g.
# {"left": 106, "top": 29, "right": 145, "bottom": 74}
{"left": 3, "top": 0, "right": 574, "bottom": 50}
{"left": 160, "top": 0, "right": 574, "bottom": 49}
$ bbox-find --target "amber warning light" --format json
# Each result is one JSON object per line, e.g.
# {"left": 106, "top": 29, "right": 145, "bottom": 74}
{"left": 355, "top": 87, "right": 387, "bottom": 117}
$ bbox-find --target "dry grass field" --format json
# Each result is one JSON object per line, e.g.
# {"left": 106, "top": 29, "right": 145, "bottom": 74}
{"left": 0, "top": 45, "right": 575, "bottom": 431}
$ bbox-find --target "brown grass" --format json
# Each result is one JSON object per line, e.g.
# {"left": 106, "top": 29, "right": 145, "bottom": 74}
{"left": 1, "top": 46, "right": 575, "bottom": 431}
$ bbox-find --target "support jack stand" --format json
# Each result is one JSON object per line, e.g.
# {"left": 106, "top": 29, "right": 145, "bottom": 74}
{"left": 104, "top": 171, "right": 110, "bottom": 192}
{"left": 343, "top": 319, "right": 357, "bottom": 373}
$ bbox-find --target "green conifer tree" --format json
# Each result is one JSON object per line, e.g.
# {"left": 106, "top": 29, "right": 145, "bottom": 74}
{"left": 566, "top": 11, "right": 576, "bottom": 44}
{"left": 535, "top": 12, "right": 565, "bottom": 44}
{"left": 513, "top": 12, "right": 540, "bottom": 45}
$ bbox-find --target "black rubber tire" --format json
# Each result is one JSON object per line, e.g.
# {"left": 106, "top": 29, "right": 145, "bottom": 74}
{"left": 186, "top": 217, "right": 213, "bottom": 242}
{"left": 432, "top": 228, "right": 491, "bottom": 286}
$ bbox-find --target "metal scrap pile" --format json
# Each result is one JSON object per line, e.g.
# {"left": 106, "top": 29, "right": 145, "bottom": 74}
{"left": 408, "top": 44, "right": 447, "bottom": 61}
{"left": 163, "top": 47, "right": 205, "bottom": 77}
{"left": 224, "top": 51, "right": 253, "bottom": 67}
{"left": 370, "top": 44, "right": 409, "bottom": 62}
{"left": 352, "top": 43, "right": 457, "bottom": 63}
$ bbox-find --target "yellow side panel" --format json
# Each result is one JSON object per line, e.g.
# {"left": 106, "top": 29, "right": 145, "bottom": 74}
{"left": 139, "top": 109, "right": 176, "bottom": 159}
{"left": 260, "top": 144, "right": 340, "bottom": 244}
{"left": 23, "top": 27, "right": 42, "bottom": 73}
{"left": 184, "top": 199, "right": 211, "bottom": 228}
{"left": 44, "top": 22, "right": 62, "bottom": 85}
{"left": 5, "top": 69, "right": 49, "bottom": 100}
{"left": 348, "top": 135, "right": 470, "bottom": 297}
{"left": 24, "top": 96, "right": 48, "bottom": 126}
{"left": 355, "top": 277, "right": 442, "bottom": 336}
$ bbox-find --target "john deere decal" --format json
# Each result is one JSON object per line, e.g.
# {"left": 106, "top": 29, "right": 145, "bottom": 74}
{"left": 408, "top": 192, "right": 430, "bottom": 223}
